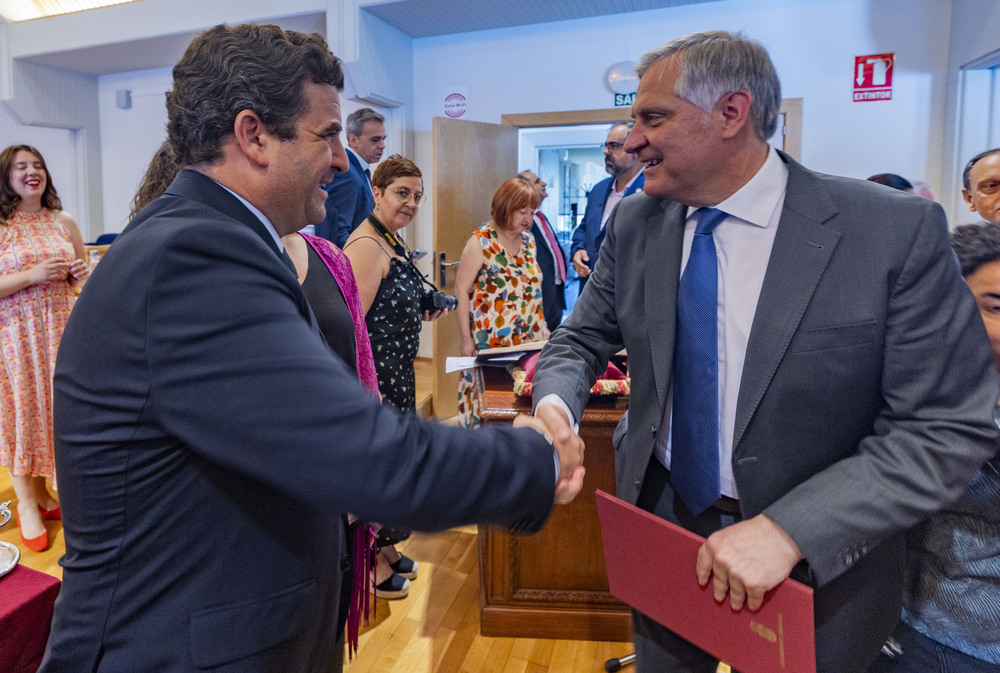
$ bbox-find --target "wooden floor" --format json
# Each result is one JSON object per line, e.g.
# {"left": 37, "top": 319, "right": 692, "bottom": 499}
{"left": 348, "top": 528, "right": 633, "bottom": 673}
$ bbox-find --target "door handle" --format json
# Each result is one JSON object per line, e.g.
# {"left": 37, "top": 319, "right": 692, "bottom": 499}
{"left": 439, "top": 251, "right": 461, "bottom": 286}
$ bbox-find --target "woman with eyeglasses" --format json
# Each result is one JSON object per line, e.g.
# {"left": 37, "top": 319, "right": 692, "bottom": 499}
{"left": 343, "top": 154, "right": 445, "bottom": 600}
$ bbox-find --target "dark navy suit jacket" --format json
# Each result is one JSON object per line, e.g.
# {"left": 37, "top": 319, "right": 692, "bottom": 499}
{"left": 570, "top": 173, "right": 644, "bottom": 285}
{"left": 43, "top": 170, "right": 555, "bottom": 673}
{"left": 315, "top": 149, "right": 374, "bottom": 248}
{"left": 530, "top": 213, "right": 567, "bottom": 330}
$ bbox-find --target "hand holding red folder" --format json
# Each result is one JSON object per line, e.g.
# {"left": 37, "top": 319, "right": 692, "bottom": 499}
{"left": 696, "top": 513, "right": 803, "bottom": 611}
{"left": 597, "top": 491, "right": 816, "bottom": 673}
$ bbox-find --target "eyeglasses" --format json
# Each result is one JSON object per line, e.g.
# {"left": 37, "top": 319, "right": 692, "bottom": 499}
{"left": 603, "top": 141, "right": 625, "bottom": 152}
{"left": 390, "top": 188, "right": 425, "bottom": 206}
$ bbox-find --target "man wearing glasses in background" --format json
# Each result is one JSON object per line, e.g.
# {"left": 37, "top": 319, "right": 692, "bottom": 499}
{"left": 570, "top": 122, "right": 644, "bottom": 288}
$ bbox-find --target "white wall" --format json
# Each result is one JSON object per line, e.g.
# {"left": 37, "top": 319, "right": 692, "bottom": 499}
{"left": 5, "top": 0, "right": 961, "bottom": 359}
{"left": 411, "top": 0, "right": 953, "bottom": 254}
{"left": 96, "top": 76, "right": 412, "bottom": 234}
{"left": 942, "top": 0, "right": 1000, "bottom": 225}
{"left": 406, "top": 0, "right": 952, "bottom": 357}
{"left": 98, "top": 67, "right": 171, "bottom": 233}
{"left": 0, "top": 103, "right": 79, "bottom": 225}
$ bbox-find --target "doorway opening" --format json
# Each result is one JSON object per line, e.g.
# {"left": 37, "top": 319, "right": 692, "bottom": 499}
{"left": 518, "top": 123, "right": 614, "bottom": 315}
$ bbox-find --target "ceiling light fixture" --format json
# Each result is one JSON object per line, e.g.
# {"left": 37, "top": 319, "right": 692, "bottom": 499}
{"left": 0, "top": 0, "right": 144, "bottom": 23}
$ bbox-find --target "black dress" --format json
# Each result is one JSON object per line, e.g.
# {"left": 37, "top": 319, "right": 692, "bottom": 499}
{"left": 301, "top": 245, "right": 357, "bottom": 369}
{"left": 299, "top": 243, "right": 357, "bottom": 642}
{"left": 365, "top": 257, "right": 423, "bottom": 412}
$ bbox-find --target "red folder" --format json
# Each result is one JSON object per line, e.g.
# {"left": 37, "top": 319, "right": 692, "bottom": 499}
{"left": 596, "top": 490, "right": 816, "bottom": 673}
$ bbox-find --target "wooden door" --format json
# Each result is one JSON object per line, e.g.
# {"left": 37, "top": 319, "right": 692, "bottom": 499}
{"left": 432, "top": 117, "right": 517, "bottom": 418}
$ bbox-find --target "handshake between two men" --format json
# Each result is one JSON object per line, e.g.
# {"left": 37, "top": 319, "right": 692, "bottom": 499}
{"left": 513, "top": 404, "right": 587, "bottom": 506}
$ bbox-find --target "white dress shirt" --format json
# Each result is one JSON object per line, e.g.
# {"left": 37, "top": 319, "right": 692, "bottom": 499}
{"left": 600, "top": 169, "right": 644, "bottom": 230}
{"left": 656, "top": 146, "right": 789, "bottom": 498}
{"left": 538, "top": 147, "right": 788, "bottom": 500}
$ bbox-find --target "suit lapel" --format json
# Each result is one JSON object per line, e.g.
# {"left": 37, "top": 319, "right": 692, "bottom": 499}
{"left": 646, "top": 199, "right": 686, "bottom": 412}
{"left": 626, "top": 173, "right": 645, "bottom": 198}
{"left": 349, "top": 150, "right": 375, "bottom": 206}
{"left": 592, "top": 180, "right": 614, "bottom": 250}
{"left": 532, "top": 215, "right": 555, "bottom": 262}
{"left": 733, "top": 156, "right": 841, "bottom": 450}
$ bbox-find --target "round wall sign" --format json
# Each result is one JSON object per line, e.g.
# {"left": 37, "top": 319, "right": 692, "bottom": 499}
{"left": 444, "top": 92, "right": 467, "bottom": 118}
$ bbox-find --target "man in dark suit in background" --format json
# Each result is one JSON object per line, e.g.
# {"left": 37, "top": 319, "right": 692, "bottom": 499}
{"left": 570, "top": 122, "right": 644, "bottom": 289}
{"left": 519, "top": 169, "right": 567, "bottom": 330}
{"left": 961, "top": 147, "right": 1000, "bottom": 224}
{"left": 314, "top": 107, "right": 385, "bottom": 247}
{"left": 42, "top": 24, "right": 583, "bottom": 673}
{"left": 533, "top": 31, "right": 998, "bottom": 673}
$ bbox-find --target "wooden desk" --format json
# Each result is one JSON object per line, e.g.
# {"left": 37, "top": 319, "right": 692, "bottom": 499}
{"left": 475, "top": 366, "right": 632, "bottom": 641}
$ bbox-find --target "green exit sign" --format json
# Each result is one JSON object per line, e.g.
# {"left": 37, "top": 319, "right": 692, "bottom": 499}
{"left": 614, "top": 93, "right": 635, "bottom": 107}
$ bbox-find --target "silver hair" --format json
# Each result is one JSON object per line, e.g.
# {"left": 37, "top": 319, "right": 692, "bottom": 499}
{"left": 608, "top": 121, "right": 634, "bottom": 135}
{"left": 345, "top": 107, "right": 385, "bottom": 138}
{"left": 635, "top": 31, "right": 781, "bottom": 142}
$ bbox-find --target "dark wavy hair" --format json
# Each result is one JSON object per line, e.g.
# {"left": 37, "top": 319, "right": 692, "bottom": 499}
{"left": 131, "top": 141, "right": 181, "bottom": 219}
{"left": 166, "top": 23, "right": 344, "bottom": 168}
{"left": 867, "top": 173, "right": 913, "bottom": 192}
{"left": 951, "top": 222, "right": 1000, "bottom": 278}
{"left": 0, "top": 144, "right": 62, "bottom": 223}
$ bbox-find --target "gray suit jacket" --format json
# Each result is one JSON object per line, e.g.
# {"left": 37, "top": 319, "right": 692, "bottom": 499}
{"left": 532, "top": 152, "right": 999, "bottom": 672}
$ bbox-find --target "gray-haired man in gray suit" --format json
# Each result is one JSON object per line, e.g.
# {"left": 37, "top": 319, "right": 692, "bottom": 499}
{"left": 532, "top": 30, "right": 999, "bottom": 673}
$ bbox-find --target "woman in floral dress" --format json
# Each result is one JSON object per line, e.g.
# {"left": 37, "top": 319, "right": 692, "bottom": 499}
{"left": 455, "top": 178, "right": 547, "bottom": 427}
{"left": 0, "top": 144, "right": 89, "bottom": 552}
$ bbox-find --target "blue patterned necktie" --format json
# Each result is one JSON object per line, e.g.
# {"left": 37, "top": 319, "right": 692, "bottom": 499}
{"left": 671, "top": 207, "right": 727, "bottom": 515}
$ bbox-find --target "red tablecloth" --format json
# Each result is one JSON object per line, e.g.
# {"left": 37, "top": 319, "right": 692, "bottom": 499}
{"left": 0, "top": 564, "right": 61, "bottom": 673}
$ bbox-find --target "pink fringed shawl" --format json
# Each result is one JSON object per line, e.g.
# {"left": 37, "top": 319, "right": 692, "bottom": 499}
{"left": 300, "top": 234, "right": 378, "bottom": 659}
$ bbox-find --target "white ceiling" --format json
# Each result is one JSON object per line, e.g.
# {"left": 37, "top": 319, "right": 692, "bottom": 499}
{"left": 21, "top": 12, "right": 327, "bottom": 75}
{"left": 363, "top": 0, "right": 723, "bottom": 39}
{"left": 16, "top": 0, "right": 723, "bottom": 75}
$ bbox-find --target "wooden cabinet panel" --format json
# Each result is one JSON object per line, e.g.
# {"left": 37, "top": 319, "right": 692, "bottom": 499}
{"left": 475, "top": 367, "right": 632, "bottom": 641}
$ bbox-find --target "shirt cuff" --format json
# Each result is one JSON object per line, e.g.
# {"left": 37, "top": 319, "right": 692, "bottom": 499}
{"left": 534, "top": 393, "right": 580, "bottom": 432}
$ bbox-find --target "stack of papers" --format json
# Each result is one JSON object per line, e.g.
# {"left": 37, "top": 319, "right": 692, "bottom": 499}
{"left": 445, "top": 341, "right": 546, "bottom": 373}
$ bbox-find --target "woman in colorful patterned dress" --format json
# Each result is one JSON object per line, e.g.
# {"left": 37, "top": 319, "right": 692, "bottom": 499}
{"left": 455, "top": 178, "right": 547, "bottom": 427}
{"left": 0, "top": 144, "right": 89, "bottom": 552}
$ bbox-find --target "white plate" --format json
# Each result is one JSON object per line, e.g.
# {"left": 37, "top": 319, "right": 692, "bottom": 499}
{"left": 0, "top": 540, "right": 20, "bottom": 579}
